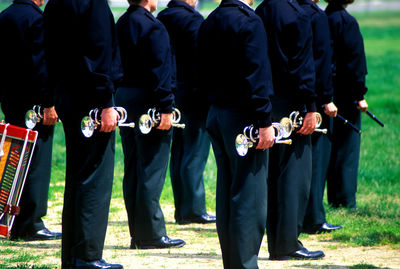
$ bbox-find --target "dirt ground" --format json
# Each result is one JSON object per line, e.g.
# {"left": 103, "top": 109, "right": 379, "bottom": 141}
{"left": 2, "top": 198, "right": 400, "bottom": 269}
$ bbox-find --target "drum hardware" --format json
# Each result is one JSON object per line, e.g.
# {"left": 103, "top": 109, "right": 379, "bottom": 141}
{"left": 289, "top": 111, "right": 327, "bottom": 134}
{"left": 25, "top": 105, "right": 60, "bottom": 129}
{"left": 138, "top": 107, "right": 185, "bottom": 134}
{"left": 81, "top": 106, "right": 135, "bottom": 138}
{"left": 235, "top": 122, "right": 292, "bottom": 157}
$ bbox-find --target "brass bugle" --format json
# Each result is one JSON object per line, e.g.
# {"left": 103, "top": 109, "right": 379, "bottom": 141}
{"left": 81, "top": 106, "right": 135, "bottom": 138}
{"left": 289, "top": 111, "right": 327, "bottom": 134}
{"left": 138, "top": 107, "right": 185, "bottom": 134}
{"left": 25, "top": 105, "right": 61, "bottom": 129}
{"left": 272, "top": 123, "right": 292, "bottom": 145}
{"left": 315, "top": 113, "right": 328, "bottom": 134}
{"left": 235, "top": 122, "right": 292, "bottom": 157}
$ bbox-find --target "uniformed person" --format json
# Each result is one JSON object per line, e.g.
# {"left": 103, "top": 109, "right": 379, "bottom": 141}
{"left": 157, "top": 0, "right": 216, "bottom": 225}
{"left": 115, "top": 0, "right": 185, "bottom": 249}
{"left": 0, "top": 0, "right": 61, "bottom": 241}
{"left": 197, "top": 0, "right": 275, "bottom": 267}
{"left": 297, "top": 0, "right": 343, "bottom": 234}
{"left": 325, "top": 0, "right": 368, "bottom": 209}
{"left": 43, "top": 0, "right": 123, "bottom": 268}
{"left": 256, "top": 0, "right": 325, "bottom": 260}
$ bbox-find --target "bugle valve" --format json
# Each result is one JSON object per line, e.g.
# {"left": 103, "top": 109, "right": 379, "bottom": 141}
{"left": 138, "top": 107, "right": 185, "bottom": 134}
{"left": 235, "top": 123, "right": 292, "bottom": 157}
{"left": 81, "top": 106, "right": 135, "bottom": 138}
{"left": 289, "top": 111, "right": 327, "bottom": 134}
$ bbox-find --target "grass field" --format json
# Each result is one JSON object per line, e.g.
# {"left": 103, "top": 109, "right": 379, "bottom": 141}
{"left": 0, "top": 5, "right": 399, "bottom": 269}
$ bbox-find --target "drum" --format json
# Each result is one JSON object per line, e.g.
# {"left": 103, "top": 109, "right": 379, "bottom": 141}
{"left": 0, "top": 123, "right": 38, "bottom": 238}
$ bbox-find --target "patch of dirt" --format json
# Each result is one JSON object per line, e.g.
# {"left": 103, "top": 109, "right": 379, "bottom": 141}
{"left": 2, "top": 199, "right": 400, "bottom": 269}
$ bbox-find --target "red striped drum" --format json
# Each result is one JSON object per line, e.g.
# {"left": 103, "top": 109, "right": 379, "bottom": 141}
{"left": 0, "top": 123, "right": 38, "bottom": 238}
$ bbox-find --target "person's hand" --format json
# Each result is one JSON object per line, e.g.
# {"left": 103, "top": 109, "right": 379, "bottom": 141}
{"left": 157, "top": 113, "right": 172, "bottom": 130}
{"left": 297, "top": 112, "right": 316, "bottom": 135}
{"left": 357, "top": 99, "right": 368, "bottom": 112}
{"left": 324, "top": 102, "right": 338, "bottom": 117}
{"left": 42, "top": 106, "right": 58, "bottom": 125}
{"left": 100, "top": 107, "right": 118, "bottom": 133}
{"left": 256, "top": 125, "right": 275, "bottom": 150}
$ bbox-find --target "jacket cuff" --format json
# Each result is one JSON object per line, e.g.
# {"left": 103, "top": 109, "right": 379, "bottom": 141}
{"left": 306, "top": 102, "right": 317, "bottom": 112}
{"left": 255, "top": 115, "right": 272, "bottom": 128}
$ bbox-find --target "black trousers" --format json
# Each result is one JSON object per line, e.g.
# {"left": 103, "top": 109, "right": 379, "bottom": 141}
{"left": 3, "top": 110, "right": 54, "bottom": 238}
{"left": 170, "top": 109, "right": 210, "bottom": 221}
{"left": 267, "top": 134, "right": 312, "bottom": 256}
{"left": 116, "top": 87, "right": 170, "bottom": 241}
{"left": 56, "top": 91, "right": 115, "bottom": 267}
{"left": 206, "top": 106, "right": 268, "bottom": 269}
{"left": 303, "top": 112, "right": 333, "bottom": 229}
{"left": 327, "top": 104, "right": 361, "bottom": 208}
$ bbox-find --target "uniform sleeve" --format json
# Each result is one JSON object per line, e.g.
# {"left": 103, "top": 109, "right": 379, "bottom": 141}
{"left": 341, "top": 18, "right": 368, "bottom": 101}
{"left": 312, "top": 13, "right": 333, "bottom": 106}
{"left": 240, "top": 16, "right": 273, "bottom": 128}
{"left": 28, "top": 14, "right": 53, "bottom": 108}
{"left": 282, "top": 15, "right": 317, "bottom": 112}
{"left": 83, "top": 0, "right": 116, "bottom": 108}
{"left": 146, "top": 23, "right": 174, "bottom": 113}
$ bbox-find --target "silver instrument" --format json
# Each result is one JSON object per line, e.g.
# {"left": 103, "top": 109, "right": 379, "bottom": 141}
{"left": 81, "top": 107, "right": 135, "bottom": 138}
{"left": 235, "top": 122, "right": 292, "bottom": 157}
{"left": 25, "top": 105, "right": 43, "bottom": 129}
{"left": 138, "top": 107, "right": 185, "bottom": 134}
{"left": 289, "top": 111, "right": 327, "bottom": 134}
{"left": 25, "top": 105, "right": 61, "bottom": 129}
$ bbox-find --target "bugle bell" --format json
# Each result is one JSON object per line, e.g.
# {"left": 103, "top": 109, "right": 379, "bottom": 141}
{"left": 25, "top": 105, "right": 61, "bottom": 129}
{"left": 81, "top": 106, "right": 135, "bottom": 138}
{"left": 25, "top": 105, "right": 43, "bottom": 129}
{"left": 138, "top": 107, "right": 185, "bottom": 134}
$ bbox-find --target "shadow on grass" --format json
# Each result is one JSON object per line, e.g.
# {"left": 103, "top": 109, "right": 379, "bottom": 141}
{"left": 177, "top": 226, "right": 217, "bottom": 233}
{"left": 130, "top": 251, "right": 222, "bottom": 260}
{"left": 293, "top": 264, "right": 391, "bottom": 269}
{"left": 0, "top": 264, "right": 53, "bottom": 269}
{"left": 107, "top": 220, "right": 128, "bottom": 226}
{"left": 0, "top": 238, "right": 60, "bottom": 249}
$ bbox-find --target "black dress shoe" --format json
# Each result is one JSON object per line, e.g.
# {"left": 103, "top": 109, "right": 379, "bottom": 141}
{"left": 177, "top": 213, "right": 216, "bottom": 225}
{"left": 270, "top": 248, "right": 325, "bottom": 260}
{"left": 303, "top": 222, "right": 343, "bottom": 234}
{"left": 131, "top": 235, "right": 186, "bottom": 249}
{"left": 71, "top": 258, "right": 123, "bottom": 269}
{"left": 11, "top": 228, "right": 62, "bottom": 241}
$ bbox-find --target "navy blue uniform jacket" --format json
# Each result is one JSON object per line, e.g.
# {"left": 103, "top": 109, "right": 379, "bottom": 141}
{"left": 116, "top": 5, "right": 174, "bottom": 113}
{"left": 157, "top": 0, "right": 204, "bottom": 112}
{"left": 197, "top": 0, "right": 273, "bottom": 127}
{"left": 325, "top": 3, "right": 367, "bottom": 103}
{"left": 43, "top": 0, "right": 122, "bottom": 109}
{"left": 0, "top": 0, "right": 52, "bottom": 117}
{"left": 298, "top": 0, "right": 333, "bottom": 106}
{"left": 256, "top": 0, "right": 317, "bottom": 112}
